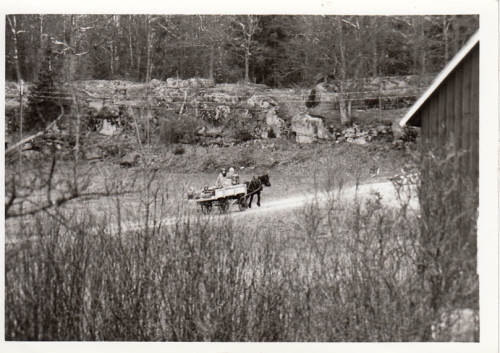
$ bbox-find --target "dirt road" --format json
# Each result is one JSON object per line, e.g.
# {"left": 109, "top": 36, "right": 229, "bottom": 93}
{"left": 121, "top": 180, "right": 419, "bottom": 232}
{"left": 5, "top": 181, "right": 419, "bottom": 245}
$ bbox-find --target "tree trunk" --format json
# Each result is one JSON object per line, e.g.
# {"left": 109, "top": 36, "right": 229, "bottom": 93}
{"left": 64, "top": 15, "right": 77, "bottom": 82}
{"left": 146, "top": 16, "right": 152, "bottom": 83}
{"left": 244, "top": 48, "right": 250, "bottom": 83}
{"left": 335, "top": 18, "right": 351, "bottom": 125}
{"left": 443, "top": 17, "right": 450, "bottom": 63}
{"left": 370, "top": 17, "right": 378, "bottom": 77}
{"left": 452, "top": 15, "right": 460, "bottom": 58}
{"left": 338, "top": 96, "right": 349, "bottom": 126}
{"left": 129, "top": 15, "right": 134, "bottom": 71}
{"left": 7, "top": 15, "right": 24, "bottom": 165}
{"left": 208, "top": 43, "right": 214, "bottom": 81}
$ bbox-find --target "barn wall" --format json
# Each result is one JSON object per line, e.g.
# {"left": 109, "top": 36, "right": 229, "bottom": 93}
{"left": 415, "top": 43, "right": 479, "bottom": 256}
{"left": 417, "top": 43, "right": 479, "bottom": 183}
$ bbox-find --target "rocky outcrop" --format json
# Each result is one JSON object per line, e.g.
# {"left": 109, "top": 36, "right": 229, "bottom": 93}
{"left": 247, "top": 95, "right": 277, "bottom": 109}
{"left": 291, "top": 113, "right": 331, "bottom": 143}
{"left": 165, "top": 77, "right": 214, "bottom": 88}
{"left": 264, "top": 107, "right": 285, "bottom": 138}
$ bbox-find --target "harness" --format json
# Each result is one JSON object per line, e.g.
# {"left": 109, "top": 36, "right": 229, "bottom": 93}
{"left": 246, "top": 179, "right": 263, "bottom": 197}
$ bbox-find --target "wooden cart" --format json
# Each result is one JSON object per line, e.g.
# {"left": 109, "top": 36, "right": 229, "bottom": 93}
{"left": 196, "top": 184, "right": 248, "bottom": 214}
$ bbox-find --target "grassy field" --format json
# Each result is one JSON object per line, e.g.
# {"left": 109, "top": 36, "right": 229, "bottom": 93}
{"left": 4, "top": 108, "right": 478, "bottom": 342}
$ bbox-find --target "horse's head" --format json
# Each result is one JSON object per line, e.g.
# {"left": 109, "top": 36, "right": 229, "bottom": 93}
{"left": 260, "top": 174, "right": 271, "bottom": 187}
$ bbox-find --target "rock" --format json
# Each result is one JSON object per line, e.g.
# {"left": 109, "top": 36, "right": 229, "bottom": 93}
{"left": 349, "top": 136, "right": 367, "bottom": 145}
{"left": 265, "top": 107, "right": 285, "bottom": 138}
{"left": 376, "top": 125, "right": 389, "bottom": 133}
{"left": 291, "top": 113, "right": 331, "bottom": 143}
{"left": 215, "top": 105, "right": 231, "bottom": 120}
{"left": 22, "top": 150, "right": 42, "bottom": 160}
{"left": 120, "top": 151, "right": 141, "bottom": 167}
{"left": 150, "top": 78, "right": 161, "bottom": 87}
{"left": 85, "top": 149, "right": 103, "bottom": 161}
{"left": 196, "top": 126, "right": 223, "bottom": 137}
{"left": 22, "top": 142, "right": 33, "bottom": 151}
{"left": 247, "top": 95, "right": 277, "bottom": 109}
{"left": 166, "top": 78, "right": 182, "bottom": 88}
{"left": 392, "top": 140, "right": 405, "bottom": 149}
{"left": 166, "top": 77, "right": 214, "bottom": 88}
{"left": 99, "top": 119, "right": 120, "bottom": 136}
{"left": 296, "top": 135, "right": 315, "bottom": 143}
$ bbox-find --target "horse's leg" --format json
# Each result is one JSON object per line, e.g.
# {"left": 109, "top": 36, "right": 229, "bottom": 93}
{"left": 257, "top": 191, "right": 261, "bottom": 207}
{"left": 248, "top": 194, "right": 253, "bottom": 208}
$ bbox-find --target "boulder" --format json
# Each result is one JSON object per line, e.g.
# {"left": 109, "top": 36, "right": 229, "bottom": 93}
{"left": 99, "top": 119, "right": 119, "bottom": 136}
{"left": 120, "top": 151, "right": 141, "bottom": 167}
{"left": 22, "top": 150, "right": 42, "bottom": 160}
{"left": 376, "top": 125, "right": 389, "bottom": 134}
{"left": 348, "top": 136, "right": 367, "bottom": 145}
{"left": 247, "top": 95, "right": 277, "bottom": 109}
{"left": 166, "top": 77, "right": 214, "bottom": 88}
{"left": 150, "top": 78, "right": 162, "bottom": 87}
{"left": 84, "top": 149, "right": 103, "bottom": 161}
{"left": 196, "top": 126, "right": 223, "bottom": 137}
{"left": 215, "top": 105, "right": 231, "bottom": 120}
{"left": 291, "top": 113, "right": 331, "bottom": 143}
{"left": 265, "top": 107, "right": 285, "bottom": 138}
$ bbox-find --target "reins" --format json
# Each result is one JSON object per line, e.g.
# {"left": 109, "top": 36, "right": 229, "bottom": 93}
{"left": 245, "top": 180, "right": 263, "bottom": 197}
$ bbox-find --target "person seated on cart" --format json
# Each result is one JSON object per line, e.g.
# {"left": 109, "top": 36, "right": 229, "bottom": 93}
{"left": 227, "top": 167, "right": 240, "bottom": 185}
{"left": 216, "top": 167, "right": 227, "bottom": 188}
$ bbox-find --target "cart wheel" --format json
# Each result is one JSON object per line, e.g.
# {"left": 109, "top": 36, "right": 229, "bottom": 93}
{"left": 238, "top": 197, "right": 248, "bottom": 211}
{"left": 201, "top": 202, "right": 212, "bottom": 214}
{"left": 219, "top": 200, "right": 229, "bottom": 214}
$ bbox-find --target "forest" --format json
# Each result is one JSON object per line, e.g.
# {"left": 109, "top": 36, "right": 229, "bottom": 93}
{"left": 6, "top": 15, "right": 479, "bottom": 87}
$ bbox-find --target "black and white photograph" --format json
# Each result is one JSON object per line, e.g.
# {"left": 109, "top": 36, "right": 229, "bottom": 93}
{"left": 2, "top": 1, "right": 498, "bottom": 352}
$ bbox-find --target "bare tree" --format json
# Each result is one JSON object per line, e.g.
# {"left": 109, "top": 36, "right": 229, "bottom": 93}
{"left": 229, "top": 15, "right": 262, "bottom": 83}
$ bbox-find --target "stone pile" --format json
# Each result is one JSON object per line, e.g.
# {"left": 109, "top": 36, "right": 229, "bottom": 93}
{"left": 334, "top": 124, "right": 392, "bottom": 145}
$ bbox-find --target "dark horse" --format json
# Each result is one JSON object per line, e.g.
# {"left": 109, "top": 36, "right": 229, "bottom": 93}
{"left": 244, "top": 174, "right": 271, "bottom": 208}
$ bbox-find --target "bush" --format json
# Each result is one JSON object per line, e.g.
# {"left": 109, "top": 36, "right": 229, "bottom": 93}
{"left": 173, "top": 145, "right": 185, "bottom": 155}
{"left": 159, "top": 116, "right": 203, "bottom": 145}
{"left": 233, "top": 129, "right": 254, "bottom": 142}
{"left": 26, "top": 45, "right": 66, "bottom": 131}
{"left": 417, "top": 142, "right": 479, "bottom": 322}
{"left": 5, "top": 107, "right": 20, "bottom": 133}
{"left": 305, "top": 88, "right": 320, "bottom": 108}
{"left": 4, "top": 146, "right": 478, "bottom": 342}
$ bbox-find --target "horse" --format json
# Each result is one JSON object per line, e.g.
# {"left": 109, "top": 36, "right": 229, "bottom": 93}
{"left": 244, "top": 174, "right": 271, "bottom": 208}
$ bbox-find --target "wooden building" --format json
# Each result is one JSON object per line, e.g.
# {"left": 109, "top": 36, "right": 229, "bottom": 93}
{"left": 400, "top": 30, "right": 479, "bottom": 181}
{"left": 400, "top": 31, "right": 479, "bottom": 257}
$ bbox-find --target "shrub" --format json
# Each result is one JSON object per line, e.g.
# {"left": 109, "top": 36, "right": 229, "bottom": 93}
{"left": 233, "top": 129, "right": 254, "bottom": 142}
{"left": 417, "top": 142, "right": 479, "bottom": 324}
{"left": 4, "top": 144, "right": 478, "bottom": 342}
{"left": 26, "top": 45, "right": 65, "bottom": 131}
{"left": 173, "top": 145, "right": 185, "bottom": 155}
{"left": 268, "top": 128, "right": 276, "bottom": 139}
{"left": 305, "top": 88, "right": 320, "bottom": 108}
{"left": 159, "top": 116, "right": 203, "bottom": 145}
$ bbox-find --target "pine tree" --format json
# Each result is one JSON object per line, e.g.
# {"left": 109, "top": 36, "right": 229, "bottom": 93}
{"left": 26, "top": 44, "right": 60, "bottom": 131}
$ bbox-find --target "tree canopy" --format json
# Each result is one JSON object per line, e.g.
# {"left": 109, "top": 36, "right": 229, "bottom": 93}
{"left": 5, "top": 15, "right": 478, "bottom": 87}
